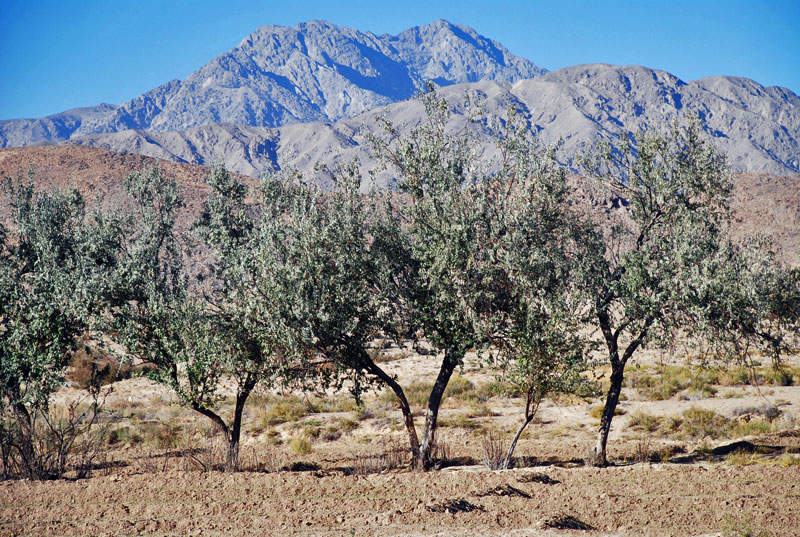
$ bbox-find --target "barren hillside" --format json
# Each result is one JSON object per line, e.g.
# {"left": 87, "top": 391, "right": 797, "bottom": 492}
{"left": 2, "top": 145, "right": 796, "bottom": 265}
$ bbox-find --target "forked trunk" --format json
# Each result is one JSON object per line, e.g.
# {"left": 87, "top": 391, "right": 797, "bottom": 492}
{"left": 418, "top": 348, "right": 461, "bottom": 470}
{"left": 363, "top": 355, "right": 421, "bottom": 465}
{"left": 192, "top": 384, "right": 252, "bottom": 472}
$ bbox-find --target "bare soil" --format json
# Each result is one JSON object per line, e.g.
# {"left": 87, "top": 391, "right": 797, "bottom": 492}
{"left": 2, "top": 453, "right": 799, "bottom": 536}
{"left": 4, "top": 348, "right": 800, "bottom": 536}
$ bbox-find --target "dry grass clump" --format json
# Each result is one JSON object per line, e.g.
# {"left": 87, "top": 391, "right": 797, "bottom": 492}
{"left": 439, "top": 412, "right": 481, "bottom": 430}
{"left": 624, "top": 363, "right": 800, "bottom": 401}
{"left": 289, "top": 436, "right": 312, "bottom": 454}
{"left": 255, "top": 398, "right": 309, "bottom": 427}
{"left": 589, "top": 405, "right": 625, "bottom": 420}
{"left": 480, "top": 432, "right": 507, "bottom": 470}
{"left": 379, "top": 375, "right": 493, "bottom": 410}
{"left": 628, "top": 405, "right": 791, "bottom": 440}
{"left": 625, "top": 366, "right": 718, "bottom": 400}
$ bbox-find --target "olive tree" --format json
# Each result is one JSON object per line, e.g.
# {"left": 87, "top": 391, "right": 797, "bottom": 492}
{"left": 492, "top": 311, "right": 594, "bottom": 469}
{"left": 472, "top": 119, "right": 598, "bottom": 469}
{"left": 114, "top": 166, "right": 283, "bottom": 471}
{"left": 366, "top": 91, "right": 589, "bottom": 468}
{"left": 0, "top": 178, "right": 116, "bottom": 478}
{"left": 581, "top": 122, "right": 732, "bottom": 466}
{"left": 194, "top": 162, "right": 415, "bottom": 459}
{"left": 695, "top": 237, "right": 800, "bottom": 376}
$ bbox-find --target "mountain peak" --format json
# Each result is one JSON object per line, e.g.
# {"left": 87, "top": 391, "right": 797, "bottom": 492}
{"left": 0, "top": 19, "right": 544, "bottom": 147}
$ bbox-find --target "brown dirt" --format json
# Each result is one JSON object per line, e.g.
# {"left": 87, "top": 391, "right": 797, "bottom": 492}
{"left": 2, "top": 457, "right": 798, "bottom": 536}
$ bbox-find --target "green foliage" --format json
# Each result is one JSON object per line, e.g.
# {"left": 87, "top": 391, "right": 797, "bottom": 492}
{"left": 0, "top": 175, "right": 116, "bottom": 479}
{"left": 369, "top": 89, "right": 595, "bottom": 467}
{"left": 582, "top": 121, "right": 735, "bottom": 465}
{"left": 115, "top": 166, "right": 281, "bottom": 470}
{"left": 697, "top": 236, "right": 800, "bottom": 370}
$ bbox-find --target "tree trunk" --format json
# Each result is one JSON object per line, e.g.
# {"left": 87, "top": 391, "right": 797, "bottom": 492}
{"left": 192, "top": 403, "right": 236, "bottom": 471}
{"left": 588, "top": 362, "right": 624, "bottom": 467}
{"left": 364, "top": 354, "right": 421, "bottom": 465}
{"left": 12, "top": 403, "right": 38, "bottom": 479}
{"left": 502, "top": 393, "right": 538, "bottom": 470}
{"left": 419, "top": 348, "right": 461, "bottom": 470}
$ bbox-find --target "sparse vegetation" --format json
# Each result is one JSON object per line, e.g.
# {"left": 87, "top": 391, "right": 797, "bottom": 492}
{"left": 289, "top": 436, "right": 312, "bottom": 455}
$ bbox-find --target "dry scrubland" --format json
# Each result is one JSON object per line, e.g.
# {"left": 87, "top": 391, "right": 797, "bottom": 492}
{"left": 3, "top": 346, "right": 800, "bottom": 537}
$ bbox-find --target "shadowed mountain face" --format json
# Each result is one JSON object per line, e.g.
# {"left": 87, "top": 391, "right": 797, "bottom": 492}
{"left": 0, "top": 20, "right": 544, "bottom": 147}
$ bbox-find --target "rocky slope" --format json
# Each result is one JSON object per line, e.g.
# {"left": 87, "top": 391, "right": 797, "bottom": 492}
{"left": 63, "top": 66, "right": 800, "bottom": 178}
{"left": 0, "top": 20, "right": 543, "bottom": 146}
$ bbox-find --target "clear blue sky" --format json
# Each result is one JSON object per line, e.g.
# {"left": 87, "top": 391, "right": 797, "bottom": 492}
{"left": 1, "top": 0, "right": 798, "bottom": 120}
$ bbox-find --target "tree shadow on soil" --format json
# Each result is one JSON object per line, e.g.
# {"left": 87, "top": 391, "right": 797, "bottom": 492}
{"left": 667, "top": 440, "right": 787, "bottom": 464}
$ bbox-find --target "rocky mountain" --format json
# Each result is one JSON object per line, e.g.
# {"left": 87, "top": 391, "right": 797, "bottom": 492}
{"left": 2, "top": 21, "right": 797, "bottom": 177}
{"left": 63, "top": 65, "right": 800, "bottom": 178}
{"left": 0, "top": 20, "right": 544, "bottom": 147}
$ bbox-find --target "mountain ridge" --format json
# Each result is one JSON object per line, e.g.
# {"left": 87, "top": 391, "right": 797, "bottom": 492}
{"left": 61, "top": 64, "right": 800, "bottom": 177}
{"left": 1, "top": 20, "right": 798, "bottom": 176}
{"left": 0, "top": 19, "right": 544, "bottom": 146}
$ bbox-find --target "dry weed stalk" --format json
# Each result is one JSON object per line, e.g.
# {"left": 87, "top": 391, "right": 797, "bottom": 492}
{"left": 481, "top": 432, "right": 507, "bottom": 470}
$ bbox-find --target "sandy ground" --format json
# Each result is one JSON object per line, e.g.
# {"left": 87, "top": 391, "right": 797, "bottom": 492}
{"left": 4, "top": 349, "right": 800, "bottom": 536}
{"left": 3, "top": 459, "right": 799, "bottom": 536}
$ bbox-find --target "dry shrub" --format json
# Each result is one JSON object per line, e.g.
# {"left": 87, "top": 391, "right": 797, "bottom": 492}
{"left": 634, "top": 438, "right": 651, "bottom": 463}
{"left": 186, "top": 436, "right": 228, "bottom": 472}
{"left": 480, "top": 432, "right": 507, "bottom": 470}
{"left": 628, "top": 411, "right": 663, "bottom": 433}
{"left": 1, "top": 390, "right": 109, "bottom": 480}
{"left": 439, "top": 412, "right": 480, "bottom": 430}
{"left": 289, "top": 436, "right": 312, "bottom": 454}
{"left": 589, "top": 405, "right": 625, "bottom": 420}
{"left": 238, "top": 445, "right": 288, "bottom": 473}
{"left": 258, "top": 399, "right": 308, "bottom": 427}
{"left": 350, "top": 438, "right": 407, "bottom": 475}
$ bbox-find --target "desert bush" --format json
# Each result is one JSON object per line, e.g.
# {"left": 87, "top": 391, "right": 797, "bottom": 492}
{"left": 107, "top": 425, "right": 143, "bottom": 447}
{"left": 590, "top": 405, "right": 624, "bottom": 420}
{"left": 258, "top": 399, "right": 308, "bottom": 426}
{"left": 443, "top": 376, "right": 478, "bottom": 402}
{"left": 404, "top": 382, "right": 434, "bottom": 407}
{"left": 677, "top": 407, "right": 729, "bottom": 439}
{"left": 1, "top": 391, "right": 109, "bottom": 480}
{"left": 776, "top": 453, "right": 800, "bottom": 467}
{"left": 336, "top": 416, "right": 360, "bottom": 433}
{"left": 439, "top": 413, "right": 480, "bottom": 430}
{"left": 625, "top": 365, "right": 720, "bottom": 400}
{"left": 350, "top": 438, "right": 407, "bottom": 475}
{"left": 627, "top": 411, "right": 663, "bottom": 433}
{"left": 289, "top": 436, "right": 312, "bottom": 455}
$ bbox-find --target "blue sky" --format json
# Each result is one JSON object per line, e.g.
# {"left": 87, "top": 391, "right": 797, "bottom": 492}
{"left": 1, "top": 0, "right": 798, "bottom": 119}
